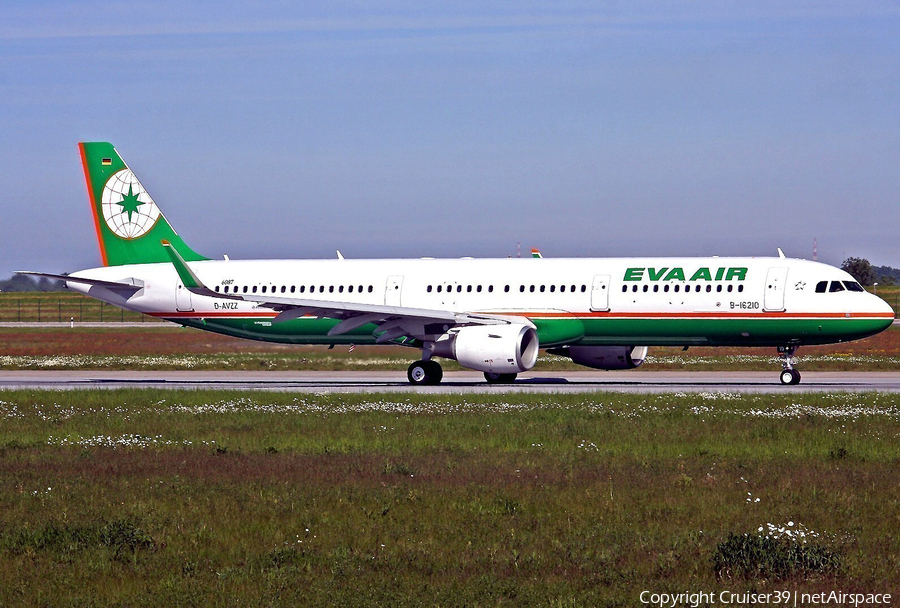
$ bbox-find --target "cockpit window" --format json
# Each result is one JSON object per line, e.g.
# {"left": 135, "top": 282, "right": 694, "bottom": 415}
{"left": 815, "top": 281, "right": 827, "bottom": 293}
{"left": 828, "top": 281, "right": 845, "bottom": 292}
{"left": 843, "top": 281, "right": 865, "bottom": 292}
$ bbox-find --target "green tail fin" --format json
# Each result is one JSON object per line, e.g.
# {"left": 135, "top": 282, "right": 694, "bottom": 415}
{"left": 79, "top": 142, "right": 207, "bottom": 266}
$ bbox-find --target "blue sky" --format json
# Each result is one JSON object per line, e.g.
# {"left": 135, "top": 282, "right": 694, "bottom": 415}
{"left": 1, "top": 2, "right": 897, "bottom": 276}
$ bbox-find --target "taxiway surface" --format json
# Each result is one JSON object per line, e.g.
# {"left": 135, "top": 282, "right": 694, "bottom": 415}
{"left": 2, "top": 371, "right": 900, "bottom": 393}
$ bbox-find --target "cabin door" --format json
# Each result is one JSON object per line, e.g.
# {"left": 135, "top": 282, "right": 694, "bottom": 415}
{"left": 590, "top": 275, "right": 611, "bottom": 311}
{"left": 175, "top": 283, "right": 193, "bottom": 312}
{"left": 385, "top": 275, "right": 403, "bottom": 307}
{"left": 763, "top": 267, "right": 789, "bottom": 312}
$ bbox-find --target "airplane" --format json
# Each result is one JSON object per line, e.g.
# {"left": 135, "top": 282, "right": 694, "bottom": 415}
{"left": 19, "top": 142, "right": 895, "bottom": 385}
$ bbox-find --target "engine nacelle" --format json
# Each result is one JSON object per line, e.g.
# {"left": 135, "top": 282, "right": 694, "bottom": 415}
{"left": 548, "top": 345, "right": 648, "bottom": 370}
{"left": 449, "top": 324, "right": 540, "bottom": 373}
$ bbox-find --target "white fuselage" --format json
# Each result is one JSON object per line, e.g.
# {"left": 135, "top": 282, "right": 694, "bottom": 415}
{"left": 67, "top": 255, "right": 894, "bottom": 348}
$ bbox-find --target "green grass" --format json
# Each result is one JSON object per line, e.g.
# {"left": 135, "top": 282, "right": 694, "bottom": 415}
{"left": 0, "top": 390, "right": 898, "bottom": 606}
{"left": 2, "top": 325, "right": 900, "bottom": 371}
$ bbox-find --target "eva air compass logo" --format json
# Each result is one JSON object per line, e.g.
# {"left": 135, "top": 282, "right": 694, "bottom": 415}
{"left": 100, "top": 169, "right": 161, "bottom": 239}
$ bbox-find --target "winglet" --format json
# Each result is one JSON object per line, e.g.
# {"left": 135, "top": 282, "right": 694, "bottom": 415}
{"left": 162, "top": 240, "right": 203, "bottom": 289}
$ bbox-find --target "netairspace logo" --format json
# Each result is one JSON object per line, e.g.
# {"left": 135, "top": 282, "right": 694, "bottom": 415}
{"left": 640, "top": 590, "right": 892, "bottom": 607}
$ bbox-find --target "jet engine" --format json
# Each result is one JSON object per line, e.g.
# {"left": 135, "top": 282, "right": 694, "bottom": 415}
{"left": 443, "top": 324, "right": 540, "bottom": 374}
{"left": 547, "top": 345, "right": 648, "bottom": 370}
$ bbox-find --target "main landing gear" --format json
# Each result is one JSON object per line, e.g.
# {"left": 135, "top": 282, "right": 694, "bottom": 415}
{"left": 484, "top": 372, "right": 517, "bottom": 384}
{"left": 405, "top": 361, "right": 519, "bottom": 385}
{"left": 407, "top": 360, "right": 443, "bottom": 385}
{"left": 778, "top": 346, "right": 801, "bottom": 385}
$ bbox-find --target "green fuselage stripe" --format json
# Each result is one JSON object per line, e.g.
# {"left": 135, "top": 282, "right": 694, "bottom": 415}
{"left": 165, "top": 314, "right": 891, "bottom": 348}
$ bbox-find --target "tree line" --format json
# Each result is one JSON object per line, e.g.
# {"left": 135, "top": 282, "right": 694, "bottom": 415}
{"left": 0, "top": 275, "right": 64, "bottom": 292}
{"left": 841, "top": 258, "right": 898, "bottom": 286}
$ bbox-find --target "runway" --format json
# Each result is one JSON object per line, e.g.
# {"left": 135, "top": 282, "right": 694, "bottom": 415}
{"left": 2, "top": 370, "right": 900, "bottom": 393}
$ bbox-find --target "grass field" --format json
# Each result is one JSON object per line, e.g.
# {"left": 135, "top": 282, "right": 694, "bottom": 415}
{"left": 2, "top": 325, "right": 899, "bottom": 372}
{"left": 1, "top": 289, "right": 898, "bottom": 372}
{"left": 0, "top": 390, "right": 898, "bottom": 606}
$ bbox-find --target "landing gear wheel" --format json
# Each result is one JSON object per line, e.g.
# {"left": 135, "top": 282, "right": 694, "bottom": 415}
{"left": 427, "top": 361, "right": 443, "bottom": 384}
{"left": 407, "top": 360, "right": 443, "bottom": 385}
{"left": 779, "top": 368, "right": 801, "bottom": 385}
{"left": 484, "top": 372, "right": 517, "bottom": 384}
{"left": 777, "top": 345, "right": 801, "bottom": 385}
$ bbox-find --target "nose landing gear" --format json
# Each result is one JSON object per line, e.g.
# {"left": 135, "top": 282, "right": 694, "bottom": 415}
{"left": 778, "top": 346, "right": 801, "bottom": 385}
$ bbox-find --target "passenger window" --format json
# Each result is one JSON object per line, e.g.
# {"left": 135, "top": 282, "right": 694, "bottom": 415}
{"left": 488, "top": 285, "right": 493, "bottom": 292}
{"left": 261, "top": 286, "right": 267, "bottom": 293}
{"left": 664, "top": 285, "right": 670, "bottom": 293}
{"left": 643, "top": 285, "right": 648, "bottom": 292}
{"left": 571, "top": 285, "right": 576, "bottom": 292}
{"left": 550, "top": 285, "right": 555, "bottom": 293}
{"left": 706, "top": 285, "right": 711, "bottom": 292}
{"left": 437, "top": 285, "right": 442, "bottom": 293}
{"left": 815, "top": 281, "right": 827, "bottom": 293}
{"left": 504, "top": 285, "right": 510, "bottom": 293}
{"left": 368, "top": 286, "right": 373, "bottom": 293}
{"left": 632, "top": 285, "right": 638, "bottom": 292}
{"left": 299, "top": 286, "right": 305, "bottom": 293}
{"left": 674, "top": 285, "right": 680, "bottom": 293}
{"left": 540, "top": 285, "right": 545, "bottom": 293}
{"left": 339, "top": 286, "right": 345, "bottom": 293}
{"left": 843, "top": 281, "right": 864, "bottom": 292}
{"left": 622, "top": 285, "right": 628, "bottom": 293}
{"left": 319, "top": 286, "right": 325, "bottom": 293}
{"left": 467, "top": 285, "right": 472, "bottom": 293}
{"left": 716, "top": 285, "right": 722, "bottom": 293}
{"left": 348, "top": 285, "right": 354, "bottom": 293}
{"left": 252, "top": 286, "right": 258, "bottom": 294}
{"left": 653, "top": 285, "right": 659, "bottom": 293}
{"left": 329, "top": 286, "right": 334, "bottom": 293}
{"left": 560, "top": 285, "right": 566, "bottom": 292}
{"left": 581, "top": 285, "right": 586, "bottom": 292}
{"left": 291, "top": 286, "right": 296, "bottom": 293}
{"left": 427, "top": 285, "right": 432, "bottom": 293}
{"left": 529, "top": 285, "right": 535, "bottom": 293}
{"left": 477, "top": 285, "right": 482, "bottom": 293}
{"left": 727, "top": 285, "right": 733, "bottom": 293}
{"left": 829, "top": 281, "right": 845, "bottom": 292}
{"left": 738, "top": 285, "right": 744, "bottom": 293}
{"left": 215, "top": 285, "right": 220, "bottom": 293}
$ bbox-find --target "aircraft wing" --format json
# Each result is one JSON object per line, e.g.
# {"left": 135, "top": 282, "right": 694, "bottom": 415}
{"left": 161, "top": 242, "right": 532, "bottom": 343}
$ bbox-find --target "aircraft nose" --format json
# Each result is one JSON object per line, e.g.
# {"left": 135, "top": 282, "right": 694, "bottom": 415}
{"left": 872, "top": 294, "right": 895, "bottom": 327}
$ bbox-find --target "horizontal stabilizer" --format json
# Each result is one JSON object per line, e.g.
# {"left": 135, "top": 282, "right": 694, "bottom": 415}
{"left": 15, "top": 271, "right": 143, "bottom": 297}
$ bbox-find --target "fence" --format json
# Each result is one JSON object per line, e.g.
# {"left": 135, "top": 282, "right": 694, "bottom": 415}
{"left": 1, "top": 290, "right": 898, "bottom": 324}
{"left": 0, "top": 293, "right": 163, "bottom": 323}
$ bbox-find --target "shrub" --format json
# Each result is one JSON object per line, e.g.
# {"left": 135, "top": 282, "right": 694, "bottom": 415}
{"left": 713, "top": 533, "right": 841, "bottom": 581}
